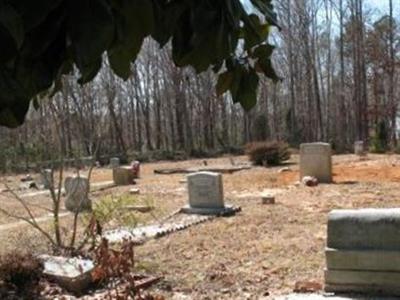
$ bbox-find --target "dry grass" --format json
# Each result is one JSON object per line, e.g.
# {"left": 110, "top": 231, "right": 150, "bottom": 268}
{"left": 0, "top": 154, "right": 400, "bottom": 298}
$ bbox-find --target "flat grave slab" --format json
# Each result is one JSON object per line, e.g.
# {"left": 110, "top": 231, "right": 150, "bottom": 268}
{"left": 103, "top": 214, "right": 213, "bottom": 244}
{"left": 39, "top": 255, "right": 94, "bottom": 293}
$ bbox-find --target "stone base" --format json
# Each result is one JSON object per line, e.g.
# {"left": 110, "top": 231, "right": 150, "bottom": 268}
{"left": 180, "top": 204, "right": 240, "bottom": 216}
{"left": 275, "top": 293, "right": 399, "bottom": 300}
{"left": 326, "top": 248, "right": 400, "bottom": 271}
{"left": 325, "top": 269, "right": 400, "bottom": 296}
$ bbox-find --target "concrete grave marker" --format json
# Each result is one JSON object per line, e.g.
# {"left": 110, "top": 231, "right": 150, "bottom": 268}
{"left": 354, "top": 140, "right": 365, "bottom": 156}
{"left": 181, "top": 171, "right": 236, "bottom": 215}
{"left": 325, "top": 208, "right": 400, "bottom": 296}
{"left": 300, "top": 143, "right": 332, "bottom": 183}
{"left": 64, "top": 176, "right": 91, "bottom": 212}
{"left": 110, "top": 157, "right": 120, "bottom": 168}
{"left": 40, "top": 169, "right": 52, "bottom": 189}
{"left": 40, "top": 255, "right": 94, "bottom": 293}
{"left": 113, "top": 166, "right": 135, "bottom": 185}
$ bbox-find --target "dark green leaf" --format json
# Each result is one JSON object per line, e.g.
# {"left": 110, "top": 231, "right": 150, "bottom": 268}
{"left": 216, "top": 71, "right": 234, "bottom": 96}
{"left": 0, "top": 3, "right": 24, "bottom": 49}
{"left": 68, "top": 0, "right": 114, "bottom": 71}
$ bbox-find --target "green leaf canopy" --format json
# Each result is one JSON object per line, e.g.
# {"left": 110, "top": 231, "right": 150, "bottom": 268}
{"left": 0, "top": 0, "right": 279, "bottom": 127}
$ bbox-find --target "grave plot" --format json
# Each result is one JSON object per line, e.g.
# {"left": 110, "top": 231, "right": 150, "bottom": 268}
{"left": 2, "top": 155, "right": 400, "bottom": 299}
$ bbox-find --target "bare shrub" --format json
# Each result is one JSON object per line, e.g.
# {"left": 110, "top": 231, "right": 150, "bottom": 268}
{"left": 245, "top": 141, "right": 290, "bottom": 166}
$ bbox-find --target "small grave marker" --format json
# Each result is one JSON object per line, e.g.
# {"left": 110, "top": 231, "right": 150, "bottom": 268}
{"left": 41, "top": 169, "right": 52, "bottom": 189}
{"left": 110, "top": 157, "right": 120, "bottom": 168}
{"left": 354, "top": 140, "right": 366, "bottom": 156}
{"left": 113, "top": 166, "right": 135, "bottom": 185}
{"left": 182, "top": 172, "right": 236, "bottom": 215}
{"left": 64, "top": 176, "right": 91, "bottom": 212}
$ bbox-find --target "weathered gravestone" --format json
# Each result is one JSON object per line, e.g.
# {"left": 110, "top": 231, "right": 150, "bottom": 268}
{"left": 40, "top": 169, "right": 52, "bottom": 189}
{"left": 110, "top": 157, "right": 120, "bottom": 168}
{"left": 325, "top": 208, "right": 400, "bottom": 296}
{"left": 113, "top": 166, "right": 135, "bottom": 185}
{"left": 300, "top": 143, "right": 332, "bottom": 183}
{"left": 40, "top": 255, "right": 94, "bottom": 293}
{"left": 354, "top": 140, "right": 366, "bottom": 156}
{"left": 181, "top": 172, "right": 236, "bottom": 215}
{"left": 64, "top": 176, "right": 91, "bottom": 212}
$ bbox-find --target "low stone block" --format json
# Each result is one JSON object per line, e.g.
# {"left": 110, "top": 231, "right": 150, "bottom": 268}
{"left": 181, "top": 204, "right": 238, "bottom": 215}
{"left": 326, "top": 248, "right": 400, "bottom": 271}
{"left": 113, "top": 166, "right": 135, "bottom": 185}
{"left": 327, "top": 208, "right": 400, "bottom": 250}
{"left": 129, "top": 188, "right": 140, "bottom": 194}
{"left": 261, "top": 194, "right": 275, "bottom": 204}
{"left": 40, "top": 255, "right": 94, "bottom": 294}
{"left": 325, "top": 269, "right": 400, "bottom": 296}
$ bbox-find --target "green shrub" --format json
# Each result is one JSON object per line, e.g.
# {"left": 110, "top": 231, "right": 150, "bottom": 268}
{"left": 91, "top": 195, "right": 140, "bottom": 228}
{"left": 370, "top": 121, "right": 389, "bottom": 153}
{"left": 245, "top": 141, "right": 290, "bottom": 166}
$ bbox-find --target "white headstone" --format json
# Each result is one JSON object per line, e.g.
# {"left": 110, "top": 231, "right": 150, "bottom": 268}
{"left": 354, "top": 140, "right": 365, "bottom": 156}
{"left": 188, "top": 172, "right": 224, "bottom": 209}
{"left": 182, "top": 172, "right": 237, "bottom": 215}
{"left": 64, "top": 176, "right": 91, "bottom": 212}
{"left": 110, "top": 157, "right": 120, "bottom": 168}
{"left": 300, "top": 143, "right": 332, "bottom": 183}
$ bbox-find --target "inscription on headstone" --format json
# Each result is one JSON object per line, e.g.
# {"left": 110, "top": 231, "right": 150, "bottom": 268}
{"left": 300, "top": 143, "right": 332, "bottom": 183}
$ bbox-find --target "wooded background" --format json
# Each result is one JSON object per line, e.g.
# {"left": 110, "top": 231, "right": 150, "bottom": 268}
{"left": 0, "top": 0, "right": 399, "bottom": 171}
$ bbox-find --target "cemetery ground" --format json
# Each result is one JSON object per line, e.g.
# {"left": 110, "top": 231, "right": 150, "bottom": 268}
{"left": 1, "top": 154, "right": 400, "bottom": 298}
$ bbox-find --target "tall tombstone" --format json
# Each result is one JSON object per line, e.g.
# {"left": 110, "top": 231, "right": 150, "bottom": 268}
{"left": 110, "top": 157, "right": 120, "bottom": 168}
{"left": 182, "top": 172, "right": 235, "bottom": 215}
{"left": 300, "top": 143, "right": 332, "bottom": 183}
{"left": 64, "top": 176, "right": 91, "bottom": 212}
{"left": 325, "top": 208, "right": 400, "bottom": 296}
{"left": 40, "top": 169, "right": 52, "bottom": 189}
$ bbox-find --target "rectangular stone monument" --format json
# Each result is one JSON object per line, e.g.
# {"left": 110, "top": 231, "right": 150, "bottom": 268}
{"left": 64, "top": 176, "right": 91, "bottom": 212}
{"left": 181, "top": 171, "right": 236, "bottom": 215}
{"left": 113, "top": 166, "right": 135, "bottom": 185}
{"left": 300, "top": 143, "right": 332, "bottom": 183}
{"left": 40, "top": 169, "right": 52, "bottom": 189}
{"left": 354, "top": 140, "right": 365, "bottom": 156}
{"left": 325, "top": 208, "right": 400, "bottom": 296}
{"left": 110, "top": 157, "right": 120, "bottom": 168}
